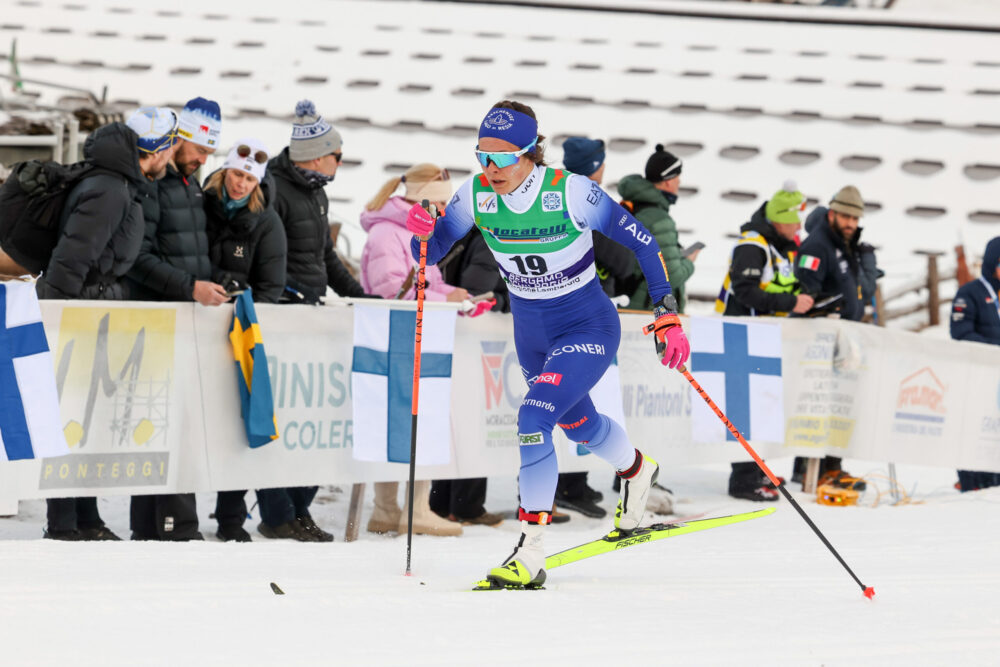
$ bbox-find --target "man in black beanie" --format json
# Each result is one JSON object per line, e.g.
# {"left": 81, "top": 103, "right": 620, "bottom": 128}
{"left": 617, "top": 144, "right": 699, "bottom": 312}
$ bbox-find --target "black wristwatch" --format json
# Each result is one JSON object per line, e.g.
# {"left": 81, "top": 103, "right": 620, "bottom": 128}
{"left": 653, "top": 294, "right": 679, "bottom": 318}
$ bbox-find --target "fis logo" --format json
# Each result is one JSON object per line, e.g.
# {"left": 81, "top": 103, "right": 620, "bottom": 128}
{"left": 477, "top": 191, "right": 498, "bottom": 213}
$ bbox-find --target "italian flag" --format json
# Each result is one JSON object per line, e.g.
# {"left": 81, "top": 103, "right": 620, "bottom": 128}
{"left": 799, "top": 255, "right": 820, "bottom": 271}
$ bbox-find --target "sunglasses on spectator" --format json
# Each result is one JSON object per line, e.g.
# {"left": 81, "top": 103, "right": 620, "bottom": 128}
{"left": 330, "top": 151, "right": 343, "bottom": 163}
{"left": 237, "top": 144, "right": 268, "bottom": 164}
{"left": 474, "top": 136, "right": 538, "bottom": 169}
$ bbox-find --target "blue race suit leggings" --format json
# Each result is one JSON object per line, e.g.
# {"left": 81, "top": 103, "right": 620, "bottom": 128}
{"left": 511, "top": 279, "right": 636, "bottom": 513}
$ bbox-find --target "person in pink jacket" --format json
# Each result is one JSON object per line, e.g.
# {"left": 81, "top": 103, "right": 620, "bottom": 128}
{"left": 360, "top": 163, "right": 468, "bottom": 537}
{"left": 360, "top": 164, "right": 469, "bottom": 303}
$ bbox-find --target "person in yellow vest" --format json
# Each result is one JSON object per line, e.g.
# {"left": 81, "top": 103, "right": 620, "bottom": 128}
{"left": 716, "top": 181, "right": 814, "bottom": 318}
{"left": 716, "top": 182, "right": 813, "bottom": 500}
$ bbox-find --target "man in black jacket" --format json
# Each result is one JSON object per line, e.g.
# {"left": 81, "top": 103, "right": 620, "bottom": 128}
{"left": 40, "top": 111, "right": 175, "bottom": 540}
{"left": 796, "top": 186, "right": 879, "bottom": 322}
{"left": 793, "top": 186, "right": 877, "bottom": 491}
{"left": 125, "top": 98, "right": 233, "bottom": 542}
{"left": 269, "top": 100, "right": 366, "bottom": 303}
{"left": 256, "top": 100, "right": 372, "bottom": 540}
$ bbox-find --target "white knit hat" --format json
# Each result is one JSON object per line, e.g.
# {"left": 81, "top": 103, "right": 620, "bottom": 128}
{"left": 222, "top": 137, "right": 269, "bottom": 184}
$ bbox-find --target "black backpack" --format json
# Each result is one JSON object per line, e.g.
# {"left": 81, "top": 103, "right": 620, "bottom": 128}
{"left": 0, "top": 160, "right": 107, "bottom": 274}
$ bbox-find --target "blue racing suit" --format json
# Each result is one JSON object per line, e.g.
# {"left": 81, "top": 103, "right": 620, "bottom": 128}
{"left": 412, "top": 165, "right": 673, "bottom": 513}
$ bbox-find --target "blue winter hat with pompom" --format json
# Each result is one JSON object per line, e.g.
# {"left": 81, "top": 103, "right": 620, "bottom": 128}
{"left": 289, "top": 99, "right": 342, "bottom": 161}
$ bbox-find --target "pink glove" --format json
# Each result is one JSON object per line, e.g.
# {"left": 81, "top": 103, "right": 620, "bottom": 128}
{"left": 660, "top": 325, "right": 690, "bottom": 369}
{"left": 461, "top": 298, "right": 496, "bottom": 317}
{"left": 406, "top": 203, "right": 436, "bottom": 236}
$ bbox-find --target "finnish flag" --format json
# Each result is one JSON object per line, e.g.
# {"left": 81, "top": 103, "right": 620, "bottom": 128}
{"left": 351, "top": 305, "right": 456, "bottom": 464}
{"left": 0, "top": 280, "right": 70, "bottom": 461}
{"left": 688, "top": 317, "right": 783, "bottom": 444}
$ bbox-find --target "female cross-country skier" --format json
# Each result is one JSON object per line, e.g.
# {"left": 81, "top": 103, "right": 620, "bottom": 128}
{"left": 407, "top": 101, "right": 691, "bottom": 589}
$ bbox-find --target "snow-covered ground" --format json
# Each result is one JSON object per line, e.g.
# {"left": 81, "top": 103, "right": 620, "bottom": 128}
{"left": 2, "top": 3, "right": 999, "bottom": 664}
{"left": 3, "top": 459, "right": 999, "bottom": 666}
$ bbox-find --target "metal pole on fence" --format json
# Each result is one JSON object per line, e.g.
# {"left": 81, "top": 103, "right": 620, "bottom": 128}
{"left": 927, "top": 254, "right": 941, "bottom": 326}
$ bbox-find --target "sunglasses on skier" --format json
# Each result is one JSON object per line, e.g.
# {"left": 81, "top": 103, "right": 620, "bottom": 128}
{"left": 474, "top": 136, "right": 538, "bottom": 169}
{"left": 236, "top": 144, "right": 269, "bottom": 164}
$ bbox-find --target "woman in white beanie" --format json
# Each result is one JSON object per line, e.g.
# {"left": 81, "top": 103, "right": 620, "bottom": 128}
{"left": 202, "top": 138, "right": 287, "bottom": 305}
{"left": 203, "top": 140, "right": 309, "bottom": 543}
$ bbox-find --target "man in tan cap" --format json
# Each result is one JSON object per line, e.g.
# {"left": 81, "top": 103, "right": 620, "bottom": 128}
{"left": 793, "top": 185, "right": 880, "bottom": 492}
{"left": 796, "top": 185, "right": 879, "bottom": 322}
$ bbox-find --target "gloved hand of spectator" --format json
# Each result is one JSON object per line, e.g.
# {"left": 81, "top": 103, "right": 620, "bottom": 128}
{"left": 406, "top": 202, "right": 436, "bottom": 238}
{"left": 460, "top": 298, "right": 496, "bottom": 317}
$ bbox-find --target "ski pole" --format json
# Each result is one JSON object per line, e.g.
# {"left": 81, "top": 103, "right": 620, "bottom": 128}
{"left": 678, "top": 364, "right": 875, "bottom": 600}
{"left": 405, "top": 200, "right": 433, "bottom": 576}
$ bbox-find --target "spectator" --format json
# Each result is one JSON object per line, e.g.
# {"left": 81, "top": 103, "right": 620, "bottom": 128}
{"left": 257, "top": 100, "right": 375, "bottom": 542}
{"left": 359, "top": 164, "right": 467, "bottom": 537}
{"left": 562, "top": 137, "right": 633, "bottom": 300}
{"left": 715, "top": 181, "right": 814, "bottom": 501}
{"left": 203, "top": 139, "right": 315, "bottom": 540}
{"left": 617, "top": 144, "right": 699, "bottom": 312}
{"left": 950, "top": 236, "right": 1000, "bottom": 491}
{"left": 126, "top": 97, "right": 229, "bottom": 543}
{"left": 39, "top": 110, "right": 175, "bottom": 540}
{"left": 269, "top": 99, "right": 366, "bottom": 304}
{"left": 793, "top": 185, "right": 878, "bottom": 492}
{"left": 797, "top": 186, "right": 879, "bottom": 321}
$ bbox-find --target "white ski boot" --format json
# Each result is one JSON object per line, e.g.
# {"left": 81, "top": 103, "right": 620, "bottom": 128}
{"left": 486, "top": 520, "right": 546, "bottom": 589}
{"left": 615, "top": 450, "right": 659, "bottom": 532}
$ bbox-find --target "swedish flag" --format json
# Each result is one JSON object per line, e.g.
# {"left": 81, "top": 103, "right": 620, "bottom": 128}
{"left": 229, "top": 289, "right": 278, "bottom": 448}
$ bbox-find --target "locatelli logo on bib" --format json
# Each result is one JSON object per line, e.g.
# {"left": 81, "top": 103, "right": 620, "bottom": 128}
{"left": 481, "top": 223, "right": 569, "bottom": 244}
{"left": 483, "top": 110, "right": 515, "bottom": 131}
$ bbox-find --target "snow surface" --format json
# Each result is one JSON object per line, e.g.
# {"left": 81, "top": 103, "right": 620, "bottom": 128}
{"left": 2, "top": 460, "right": 999, "bottom": 666}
